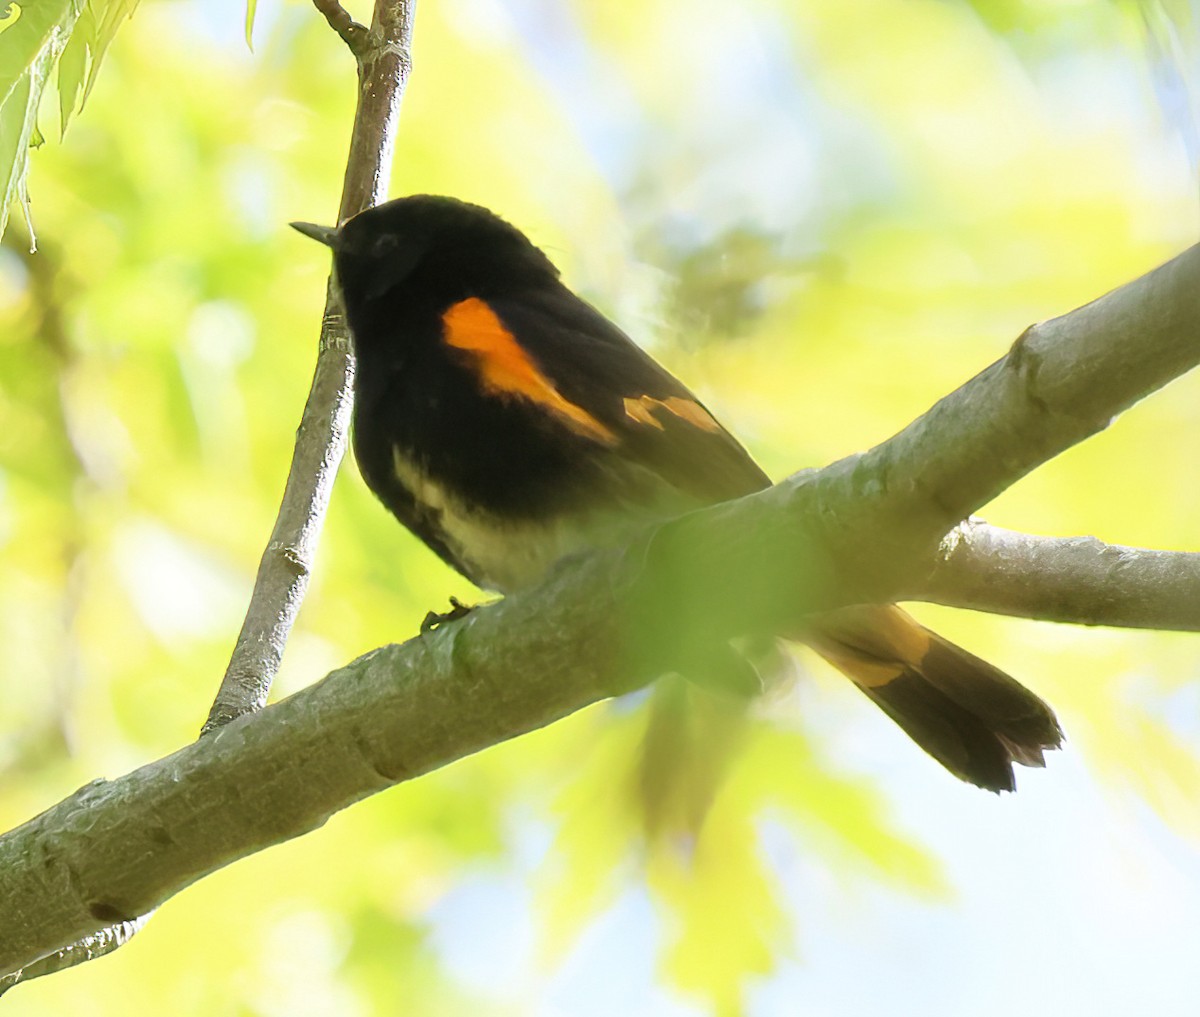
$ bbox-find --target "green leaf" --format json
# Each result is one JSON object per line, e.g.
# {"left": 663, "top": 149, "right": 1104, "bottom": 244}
{"left": 650, "top": 810, "right": 786, "bottom": 1015}
{"left": 81, "top": 0, "right": 139, "bottom": 104}
{"left": 0, "top": 31, "right": 60, "bottom": 244}
{"left": 744, "top": 728, "right": 947, "bottom": 894}
{"left": 0, "top": 0, "right": 84, "bottom": 110}
{"left": 535, "top": 708, "right": 644, "bottom": 963}
{"left": 245, "top": 0, "right": 256, "bottom": 50}
{"left": 0, "top": 0, "right": 85, "bottom": 243}
{"left": 56, "top": 1, "right": 93, "bottom": 133}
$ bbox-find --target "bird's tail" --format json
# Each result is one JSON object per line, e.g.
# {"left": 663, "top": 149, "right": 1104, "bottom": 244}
{"left": 805, "top": 604, "right": 1063, "bottom": 792}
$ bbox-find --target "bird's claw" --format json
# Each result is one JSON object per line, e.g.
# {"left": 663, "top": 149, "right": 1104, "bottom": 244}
{"left": 420, "top": 596, "right": 474, "bottom": 633}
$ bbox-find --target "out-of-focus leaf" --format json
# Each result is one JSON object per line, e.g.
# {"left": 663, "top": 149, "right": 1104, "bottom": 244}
{"left": 1135, "top": 0, "right": 1200, "bottom": 178}
{"left": 746, "top": 728, "right": 946, "bottom": 893}
{"left": 536, "top": 688, "right": 765, "bottom": 977}
{"left": 650, "top": 805, "right": 786, "bottom": 1015}
{"left": 245, "top": 0, "right": 256, "bottom": 50}
{"left": 536, "top": 706, "right": 644, "bottom": 963}
{"left": 537, "top": 689, "right": 945, "bottom": 1011}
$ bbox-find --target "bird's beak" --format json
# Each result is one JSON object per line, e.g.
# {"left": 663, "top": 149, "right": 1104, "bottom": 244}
{"left": 290, "top": 221, "right": 338, "bottom": 247}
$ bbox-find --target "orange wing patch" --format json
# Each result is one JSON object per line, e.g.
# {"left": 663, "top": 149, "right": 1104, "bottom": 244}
{"left": 622, "top": 394, "right": 722, "bottom": 433}
{"left": 442, "top": 298, "right": 615, "bottom": 445}
{"left": 622, "top": 396, "right": 663, "bottom": 430}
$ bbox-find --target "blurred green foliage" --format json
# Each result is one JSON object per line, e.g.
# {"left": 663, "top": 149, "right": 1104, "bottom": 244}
{"left": 1, "top": 0, "right": 1198, "bottom": 1014}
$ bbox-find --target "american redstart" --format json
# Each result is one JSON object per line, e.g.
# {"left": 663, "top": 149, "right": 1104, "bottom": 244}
{"left": 292, "top": 196, "right": 1061, "bottom": 792}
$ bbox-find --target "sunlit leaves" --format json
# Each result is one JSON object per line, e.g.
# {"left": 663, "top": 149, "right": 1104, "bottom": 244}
{"left": 650, "top": 805, "right": 786, "bottom": 1016}
{"left": 537, "top": 705, "right": 645, "bottom": 964}
{"left": 537, "top": 689, "right": 943, "bottom": 1011}
{"left": 0, "top": 0, "right": 82, "bottom": 113}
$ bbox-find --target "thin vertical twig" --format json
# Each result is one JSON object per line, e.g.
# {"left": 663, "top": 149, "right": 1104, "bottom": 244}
{"left": 203, "top": 0, "right": 415, "bottom": 732}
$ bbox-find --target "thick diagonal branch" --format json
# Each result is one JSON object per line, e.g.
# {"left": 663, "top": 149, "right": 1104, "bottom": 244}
{"left": 0, "top": 244, "right": 1197, "bottom": 976}
{"left": 615, "top": 246, "right": 1200, "bottom": 647}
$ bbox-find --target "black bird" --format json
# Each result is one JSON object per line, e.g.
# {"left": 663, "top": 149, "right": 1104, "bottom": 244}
{"left": 292, "top": 195, "right": 1062, "bottom": 792}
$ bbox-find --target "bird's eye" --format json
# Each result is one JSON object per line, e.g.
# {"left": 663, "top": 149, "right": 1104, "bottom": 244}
{"left": 372, "top": 233, "right": 400, "bottom": 258}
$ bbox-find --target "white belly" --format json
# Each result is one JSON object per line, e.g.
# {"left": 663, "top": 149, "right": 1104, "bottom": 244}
{"left": 391, "top": 446, "right": 637, "bottom": 592}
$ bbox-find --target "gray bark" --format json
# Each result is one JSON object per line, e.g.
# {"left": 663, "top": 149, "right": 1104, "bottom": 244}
{"left": 919, "top": 520, "right": 1200, "bottom": 630}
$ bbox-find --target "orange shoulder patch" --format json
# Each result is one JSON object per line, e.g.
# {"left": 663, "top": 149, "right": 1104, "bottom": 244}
{"left": 622, "top": 394, "right": 722, "bottom": 433}
{"left": 442, "top": 297, "right": 615, "bottom": 445}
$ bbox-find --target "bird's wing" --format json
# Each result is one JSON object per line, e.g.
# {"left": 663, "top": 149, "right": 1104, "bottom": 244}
{"left": 486, "top": 285, "right": 772, "bottom": 508}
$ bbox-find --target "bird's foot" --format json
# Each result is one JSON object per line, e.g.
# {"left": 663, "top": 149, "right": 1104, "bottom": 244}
{"left": 420, "top": 596, "right": 475, "bottom": 634}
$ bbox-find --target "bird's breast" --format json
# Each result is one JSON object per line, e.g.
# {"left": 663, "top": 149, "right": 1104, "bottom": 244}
{"left": 389, "top": 445, "right": 616, "bottom": 593}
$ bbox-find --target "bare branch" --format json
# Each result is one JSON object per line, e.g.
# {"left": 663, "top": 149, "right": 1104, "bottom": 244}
{"left": 847, "top": 243, "right": 1200, "bottom": 559}
{"left": 611, "top": 248, "right": 1200, "bottom": 650}
{"left": 1, "top": 244, "right": 1197, "bottom": 976}
{"left": 913, "top": 520, "right": 1200, "bottom": 631}
{"left": 204, "top": 0, "right": 415, "bottom": 732}
{"left": 312, "top": 0, "right": 371, "bottom": 55}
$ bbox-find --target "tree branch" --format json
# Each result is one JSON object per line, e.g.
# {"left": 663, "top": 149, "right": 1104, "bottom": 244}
{"left": 204, "top": 0, "right": 414, "bottom": 732}
{"left": 612, "top": 245, "right": 1200, "bottom": 652}
{"left": 1, "top": 244, "right": 1197, "bottom": 977}
{"left": 847, "top": 243, "right": 1200, "bottom": 555}
{"left": 312, "top": 0, "right": 372, "bottom": 55}
{"left": 913, "top": 519, "right": 1200, "bottom": 630}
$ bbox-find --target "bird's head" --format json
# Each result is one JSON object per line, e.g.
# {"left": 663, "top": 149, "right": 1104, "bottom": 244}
{"left": 291, "top": 195, "right": 560, "bottom": 313}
